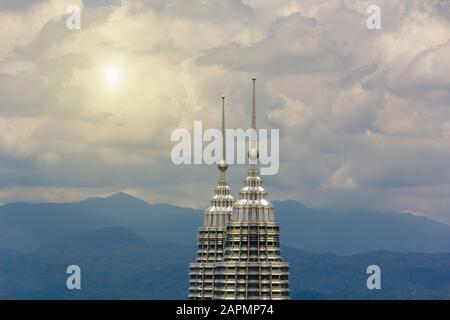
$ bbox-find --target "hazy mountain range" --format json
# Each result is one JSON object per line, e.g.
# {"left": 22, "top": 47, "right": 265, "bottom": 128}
{"left": 0, "top": 192, "right": 449, "bottom": 299}
{"left": 0, "top": 226, "right": 448, "bottom": 300}
{"left": 1, "top": 192, "right": 449, "bottom": 255}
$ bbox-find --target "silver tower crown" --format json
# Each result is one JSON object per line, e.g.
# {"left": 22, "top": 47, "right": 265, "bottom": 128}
{"left": 189, "top": 96, "right": 234, "bottom": 299}
{"left": 204, "top": 96, "right": 234, "bottom": 227}
{"left": 213, "top": 78, "right": 290, "bottom": 300}
{"left": 233, "top": 78, "right": 273, "bottom": 221}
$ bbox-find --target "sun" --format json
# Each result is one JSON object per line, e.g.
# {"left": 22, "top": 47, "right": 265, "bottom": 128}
{"left": 102, "top": 66, "right": 122, "bottom": 86}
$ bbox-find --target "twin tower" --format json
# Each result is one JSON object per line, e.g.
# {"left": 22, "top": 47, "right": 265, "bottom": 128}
{"left": 188, "top": 78, "right": 290, "bottom": 300}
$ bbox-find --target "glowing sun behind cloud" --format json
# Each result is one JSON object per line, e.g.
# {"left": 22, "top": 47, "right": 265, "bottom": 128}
{"left": 102, "top": 66, "right": 122, "bottom": 87}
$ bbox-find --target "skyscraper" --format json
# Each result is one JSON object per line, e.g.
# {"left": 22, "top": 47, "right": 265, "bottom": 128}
{"left": 188, "top": 96, "right": 234, "bottom": 300}
{"left": 189, "top": 78, "right": 290, "bottom": 300}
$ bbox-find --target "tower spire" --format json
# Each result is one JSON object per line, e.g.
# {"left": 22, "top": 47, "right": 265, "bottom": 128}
{"left": 188, "top": 95, "right": 235, "bottom": 299}
{"left": 218, "top": 96, "right": 228, "bottom": 175}
{"left": 249, "top": 77, "right": 258, "bottom": 166}
{"left": 221, "top": 95, "right": 226, "bottom": 163}
{"left": 252, "top": 77, "right": 256, "bottom": 131}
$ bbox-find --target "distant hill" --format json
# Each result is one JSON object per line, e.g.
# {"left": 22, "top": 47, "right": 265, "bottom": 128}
{"left": 285, "top": 247, "right": 450, "bottom": 299}
{"left": 0, "top": 226, "right": 194, "bottom": 299}
{"left": 1, "top": 192, "right": 450, "bottom": 254}
{"left": 274, "top": 200, "right": 450, "bottom": 254}
{"left": 0, "top": 227, "right": 448, "bottom": 300}
{"left": 0, "top": 192, "right": 200, "bottom": 253}
{"left": 0, "top": 247, "right": 21, "bottom": 259}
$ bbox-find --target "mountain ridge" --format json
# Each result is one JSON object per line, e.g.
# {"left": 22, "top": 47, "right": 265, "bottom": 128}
{"left": 0, "top": 226, "right": 448, "bottom": 300}
{"left": 1, "top": 192, "right": 449, "bottom": 255}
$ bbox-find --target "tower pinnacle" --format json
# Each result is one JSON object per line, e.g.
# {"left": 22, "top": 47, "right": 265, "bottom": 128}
{"left": 218, "top": 95, "right": 228, "bottom": 173}
{"left": 189, "top": 94, "right": 235, "bottom": 299}
{"left": 252, "top": 77, "right": 256, "bottom": 131}
{"left": 249, "top": 77, "right": 259, "bottom": 165}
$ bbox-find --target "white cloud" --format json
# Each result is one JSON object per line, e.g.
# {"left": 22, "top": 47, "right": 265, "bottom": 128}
{"left": 0, "top": 0, "right": 450, "bottom": 223}
{"left": 323, "top": 164, "right": 357, "bottom": 189}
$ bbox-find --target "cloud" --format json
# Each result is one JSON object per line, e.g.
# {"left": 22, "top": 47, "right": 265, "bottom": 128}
{"left": 391, "top": 40, "right": 450, "bottom": 105}
{"left": 198, "top": 13, "right": 349, "bottom": 75}
{"left": 0, "top": 0, "right": 450, "bottom": 224}
{"left": 323, "top": 164, "right": 357, "bottom": 189}
{"left": 0, "top": 0, "right": 46, "bottom": 11}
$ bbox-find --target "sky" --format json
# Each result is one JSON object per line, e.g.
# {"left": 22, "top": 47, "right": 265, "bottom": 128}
{"left": 0, "top": 0, "right": 450, "bottom": 224}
